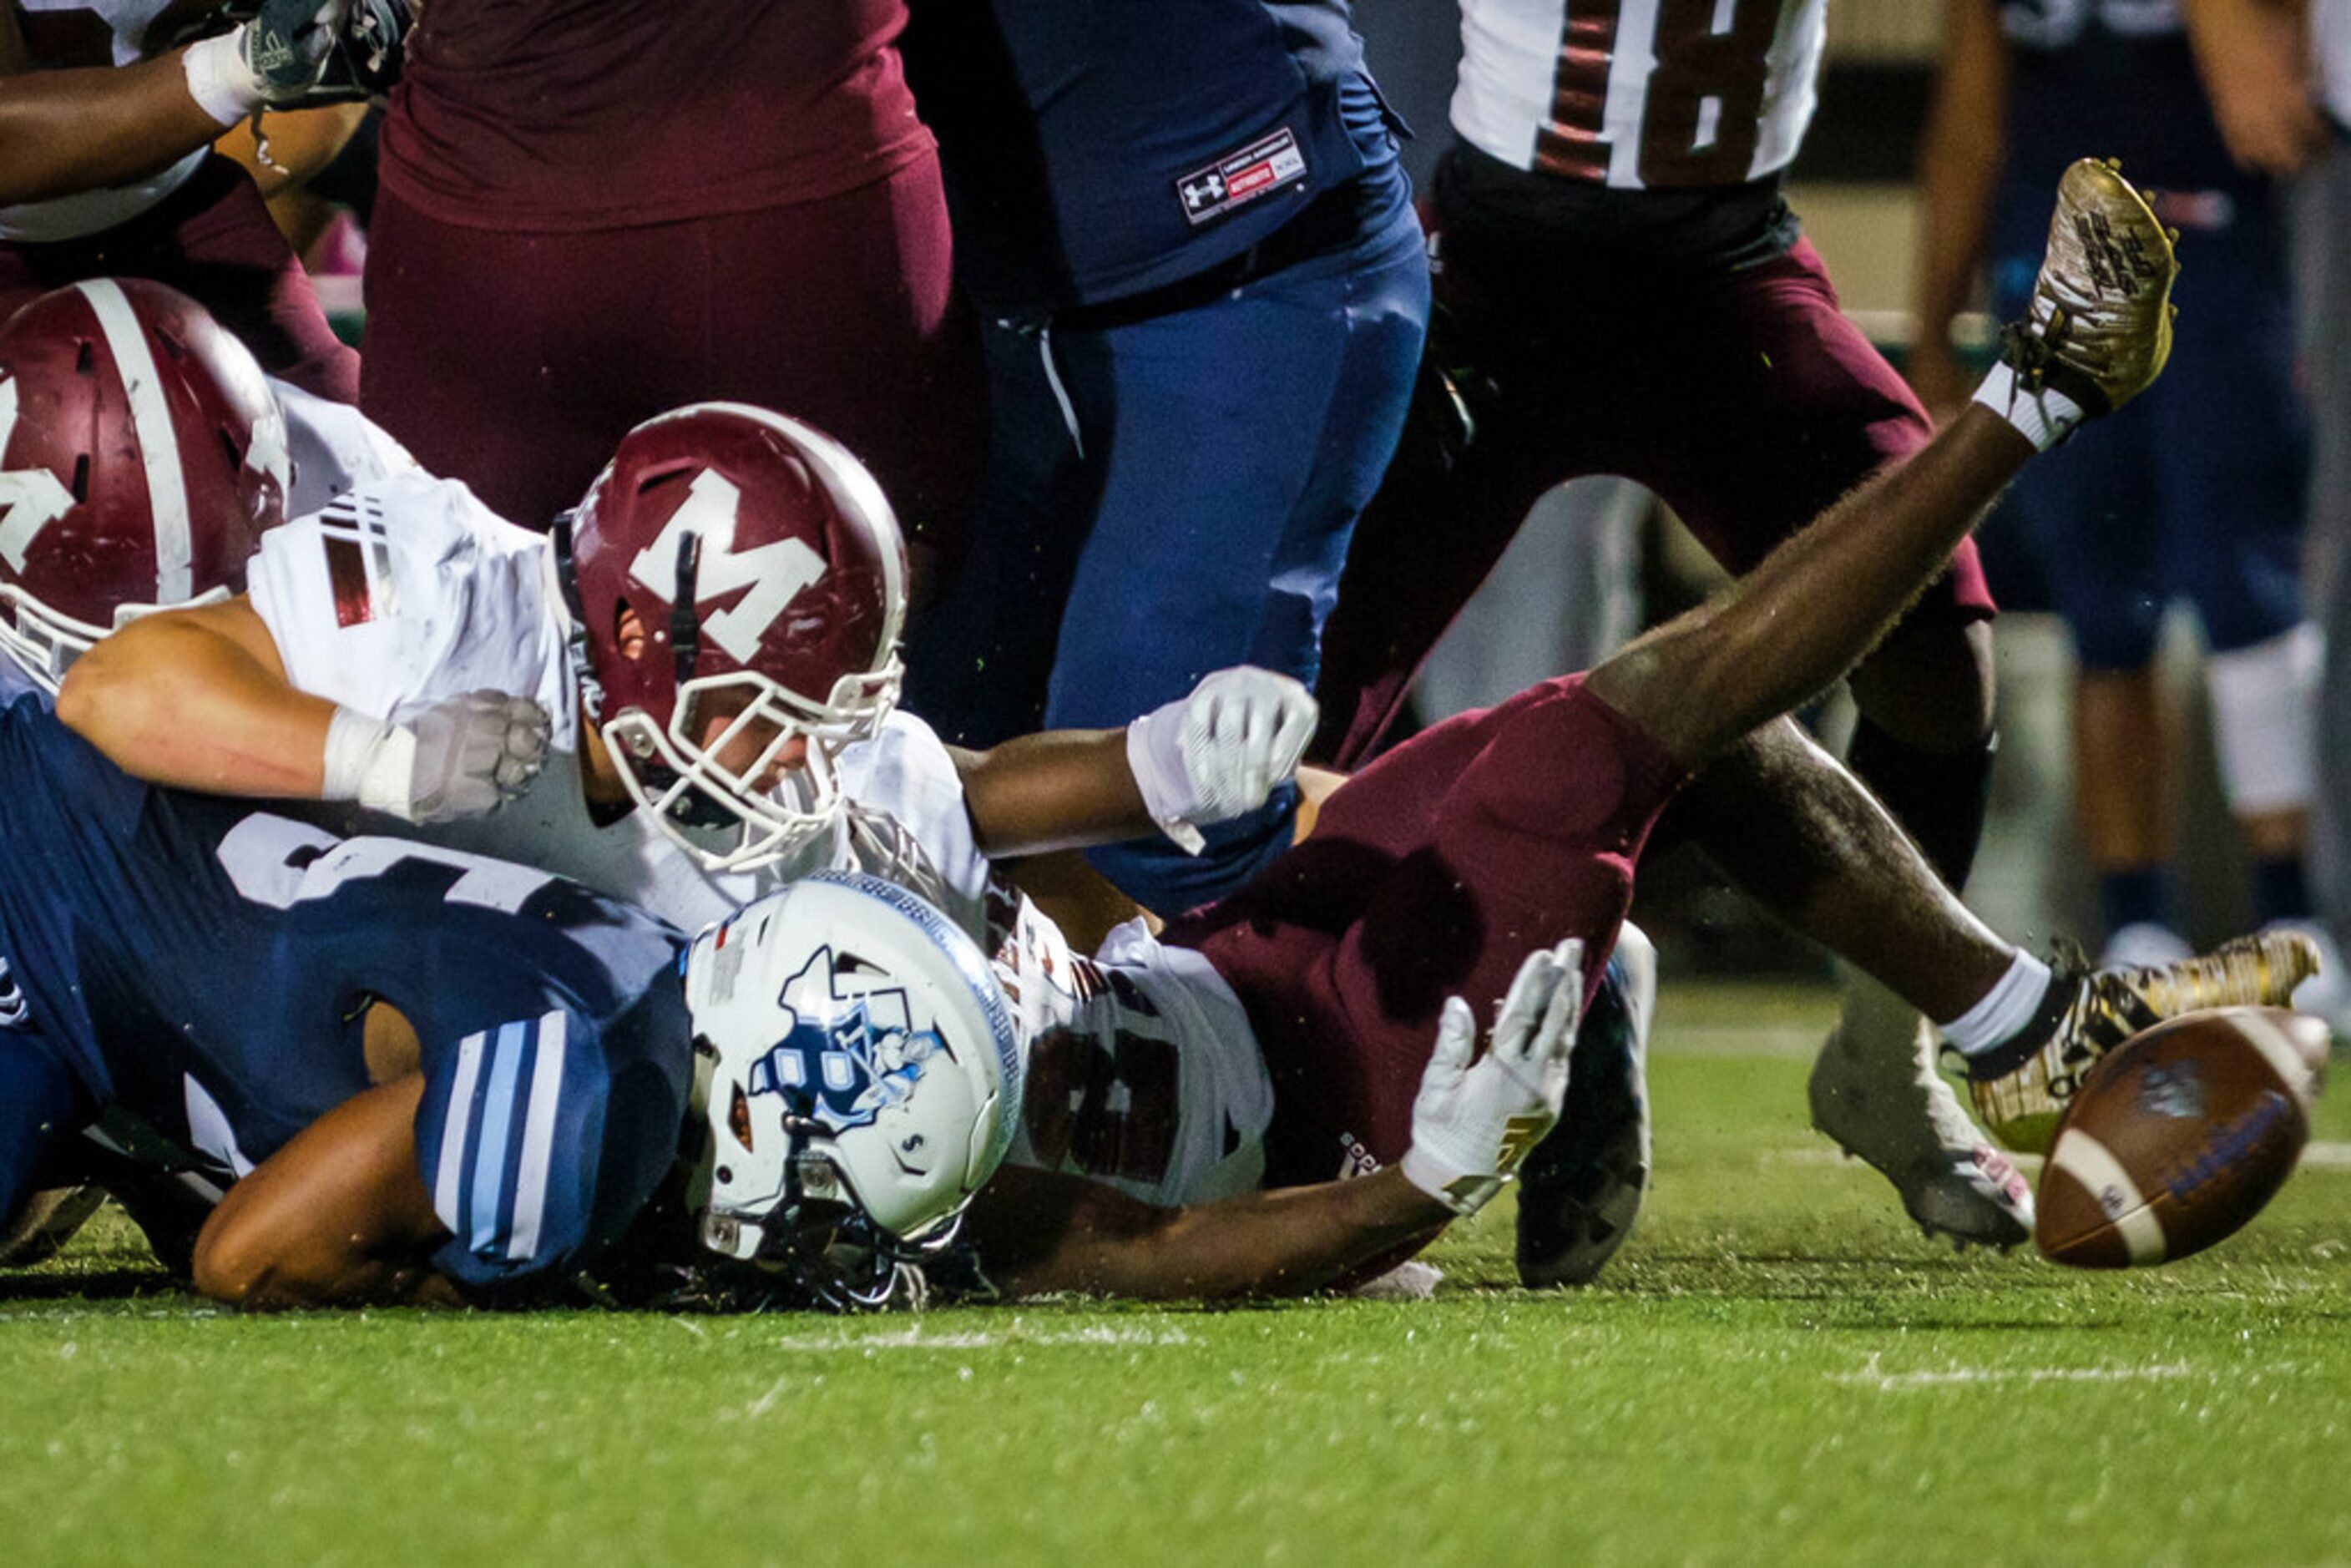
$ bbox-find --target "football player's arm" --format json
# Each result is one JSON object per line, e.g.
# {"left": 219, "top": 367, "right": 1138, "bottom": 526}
{"left": 1909, "top": 0, "right": 2009, "bottom": 424}
{"left": 59, "top": 596, "right": 549, "bottom": 820}
{"left": 966, "top": 942, "right": 1582, "bottom": 1301}
{"left": 952, "top": 666, "right": 1319, "bottom": 857}
{"left": 0, "top": 9, "right": 226, "bottom": 205}
{"left": 58, "top": 596, "right": 344, "bottom": 797}
{"left": 962, "top": 1163, "right": 1449, "bottom": 1301}
{"left": 191, "top": 1075, "right": 463, "bottom": 1309}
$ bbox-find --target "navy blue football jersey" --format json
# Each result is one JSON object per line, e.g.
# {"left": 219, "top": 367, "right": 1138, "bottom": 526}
{"left": 0, "top": 692, "right": 694, "bottom": 1293}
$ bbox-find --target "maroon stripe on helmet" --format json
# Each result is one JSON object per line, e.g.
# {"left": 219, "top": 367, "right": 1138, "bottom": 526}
{"left": 325, "top": 535, "right": 373, "bottom": 628}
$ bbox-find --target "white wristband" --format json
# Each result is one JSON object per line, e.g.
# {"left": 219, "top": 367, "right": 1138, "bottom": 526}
{"left": 321, "top": 706, "right": 416, "bottom": 817}
{"left": 1399, "top": 1146, "right": 1504, "bottom": 1218}
{"left": 1124, "top": 714, "right": 1207, "bottom": 856}
{"left": 182, "top": 30, "right": 268, "bottom": 127}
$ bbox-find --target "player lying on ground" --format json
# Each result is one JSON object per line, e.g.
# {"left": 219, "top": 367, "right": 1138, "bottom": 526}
{"left": 0, "top": 673, "right": 1579, "bottom": 1311}
{"left": 24, "top": 160, "right": 2318, "bottom": 1307}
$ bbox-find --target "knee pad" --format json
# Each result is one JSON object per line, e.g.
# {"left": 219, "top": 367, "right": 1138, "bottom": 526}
{"left": 2207, "top": 623, "right": 2322, "bottom": 815}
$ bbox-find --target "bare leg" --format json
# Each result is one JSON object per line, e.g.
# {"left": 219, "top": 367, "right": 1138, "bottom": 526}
{"left": 1667, "top": 719, "right": 2012, "bottom": 1022}
{"left": 1590, "top": 410, "right": 2034, "bottom": 768}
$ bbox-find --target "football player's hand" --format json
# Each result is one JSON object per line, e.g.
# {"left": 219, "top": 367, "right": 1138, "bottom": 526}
{"left": 1401, "top": 940, "right": 1583, "bottom": 1216}
{"left": 1125, "top": 666, "right": 1318, "bottom": 854}
{"left": 187, "top": 0, "right": 412, "bottom": 124}
{"left": 326, "top": 692, "right": 551, "bottom": 823}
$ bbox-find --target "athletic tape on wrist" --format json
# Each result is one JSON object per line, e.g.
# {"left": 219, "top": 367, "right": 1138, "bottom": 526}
{"left": 182, "top": 31, "right": 268, "bottom": 127}
{"left": 321, "top": 706, "right": 416, "bottom": 817}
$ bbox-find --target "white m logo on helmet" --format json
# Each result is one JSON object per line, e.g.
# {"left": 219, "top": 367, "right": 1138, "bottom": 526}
{"left": 626, "top": 469, "right": 827, "bottom": 661}
{"left": 0, "top": 374, "right": 73, "bottom": 573}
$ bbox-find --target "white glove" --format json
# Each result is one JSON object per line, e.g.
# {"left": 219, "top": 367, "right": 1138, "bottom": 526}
{"left": 185, "top": 0, "right": 415, "bottom": 124}
{"left": 1125, "top": 666, "right": 1318, "bottom": 855}
{"left": 321, "top": 691, "right": 552, "bottom": 824}
{"left": 1401, "top": 939, "right": 1584, "bottom": 1216}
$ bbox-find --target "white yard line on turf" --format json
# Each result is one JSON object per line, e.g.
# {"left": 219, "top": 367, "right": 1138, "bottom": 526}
{"left": 1829, "top": 1354, "right": 2197, "bottom": 1391}
{"left": 766, "top": 1323, "right": 1199, "bottom": 1353}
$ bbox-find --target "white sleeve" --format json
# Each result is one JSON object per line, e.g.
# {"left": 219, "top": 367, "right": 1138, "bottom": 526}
{"left": 265, "top": 377, "right": 418, "bottom": 518}
{"left": 247, "top": 474, "right": 566, "bottom": 723}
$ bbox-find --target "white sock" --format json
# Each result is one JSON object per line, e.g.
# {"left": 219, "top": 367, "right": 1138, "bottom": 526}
{"left": 1939, "top": 949, "right": 2056, "bottom": 1058}
{"left": 1972, "top": 362, "right": 2086, "bottom": 453}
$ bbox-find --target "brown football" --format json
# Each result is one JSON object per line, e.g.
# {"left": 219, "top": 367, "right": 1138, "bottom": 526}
{"left": 2036, "top": 1007, "right": 2329, "bottom": 1269}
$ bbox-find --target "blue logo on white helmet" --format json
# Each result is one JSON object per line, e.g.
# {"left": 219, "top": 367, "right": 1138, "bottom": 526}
{"left": 746, "top": 947, "right": 940, "bottom": 1133}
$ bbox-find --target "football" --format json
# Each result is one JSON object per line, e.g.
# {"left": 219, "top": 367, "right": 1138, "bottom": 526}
{"left": 2036, "top": 1007, "right": 2330, "bottom": 1269}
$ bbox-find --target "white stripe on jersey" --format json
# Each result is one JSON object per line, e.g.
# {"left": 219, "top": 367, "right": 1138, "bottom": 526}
{"left": 75, "top": 279, "right": 192, "bottom": 601}
{"left": 505, "top": 1010, "right": 569, "bottom": 1262}
{"left": 433, "top": 1030, "right": 488, "bottom": 1233}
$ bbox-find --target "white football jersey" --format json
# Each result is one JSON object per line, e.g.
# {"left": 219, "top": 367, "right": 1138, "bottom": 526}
{"left": 267, "top": 378, "right": 417, "bottom": 518}
{"left": 1452, "top": 0, "right": 1828, "bottom": 190}
{"left": 993, "top": 902, "right": 1273, "bottom": 1210}
{"left": 0, "top": 1, "right": 209, "bottom": 241}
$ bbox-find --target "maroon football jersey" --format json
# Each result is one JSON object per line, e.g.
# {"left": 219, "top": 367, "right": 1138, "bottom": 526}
{"left": 378, "top": 0, "right": 933, "bottom": 230}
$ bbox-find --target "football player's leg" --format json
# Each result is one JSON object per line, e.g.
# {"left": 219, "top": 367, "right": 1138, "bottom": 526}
{"left": 0, "top": 1031, "right": 90, "bottom": 1268}
{"left": 2161, "top": 268, "right": 2337, "bottom": 1016}
{"left": 1173, "top": 677, "right": 1681, "bottom": 1191}
{"left": 1058, "top": 205, "right": 1429, "bottom": 914}
{"left": 1307, "top": 270, "right": 1587, "bottom": 771}
{"left": 1657, "top": 718, "right": 2035, "bottom": 1242}
{"left": 1652, "top": 237, "right": 2000, "bottom": 888}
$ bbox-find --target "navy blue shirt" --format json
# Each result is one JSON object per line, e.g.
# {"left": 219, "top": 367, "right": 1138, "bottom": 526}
{"left": 902, "top": 0, "right": 1403, "bottom": 314}
{"left": 0, "top": 695, "right": 694, "bottom": 1293}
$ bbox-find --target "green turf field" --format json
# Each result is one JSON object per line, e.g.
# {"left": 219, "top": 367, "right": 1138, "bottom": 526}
{"left": 7, "top": 982, "right": 2349, "bottom": 1565}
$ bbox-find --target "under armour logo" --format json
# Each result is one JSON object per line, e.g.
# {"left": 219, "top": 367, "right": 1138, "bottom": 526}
{"left": 1181, "top": 173, "right": 1226, "bottom": 210}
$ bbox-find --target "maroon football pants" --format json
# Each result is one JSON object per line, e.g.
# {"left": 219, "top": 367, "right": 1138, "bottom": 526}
{"left": 0, "top": 155, "right": 357, "bottom": 402}
{"left": 361, "top": 154, "right": 982, "bottom": 554}
{"left": 1315, "top": 234, "right": 1994, "bottom": 768}
{"left": 1167, "top": 674, "right": 1686, "bottom": 1189}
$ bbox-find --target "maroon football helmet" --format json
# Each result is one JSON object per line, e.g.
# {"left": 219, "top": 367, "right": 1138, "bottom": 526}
{"left": 563, "top": 402, "right": 908, "bottom": 869}
{"left": 0, "top": 278, "right": 288, "bottom": 691}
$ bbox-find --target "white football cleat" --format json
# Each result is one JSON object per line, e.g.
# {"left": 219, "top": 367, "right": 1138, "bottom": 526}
{"left": 1811, "top": 971, "right": 2034, "bottom": 1250}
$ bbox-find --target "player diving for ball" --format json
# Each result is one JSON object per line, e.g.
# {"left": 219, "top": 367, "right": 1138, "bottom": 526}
{"left": 26, "top": 162, "right": 2325, "bottom": 1305}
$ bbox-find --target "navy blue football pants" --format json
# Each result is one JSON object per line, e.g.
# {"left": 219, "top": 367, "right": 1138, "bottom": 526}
{"left": 906, "top": 195, "right": 1430, "bottom": 915}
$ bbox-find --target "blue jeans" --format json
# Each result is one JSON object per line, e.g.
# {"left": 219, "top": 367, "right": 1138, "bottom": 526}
{"left": 907, "top": 186, "right": 1431, "bottom": 913}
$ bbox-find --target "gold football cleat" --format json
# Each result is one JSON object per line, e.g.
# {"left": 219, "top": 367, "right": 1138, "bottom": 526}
{"left": 1999, "top": 157, "right": 2181, "bottom": 418}
{"left": 1964, "top": 928, "right": 2321, "bottom": 1156}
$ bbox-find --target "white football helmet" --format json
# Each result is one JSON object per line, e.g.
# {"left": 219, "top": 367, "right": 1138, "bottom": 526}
{"left": 683, "top": 871, "right": 1022, "bottom": 1299}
